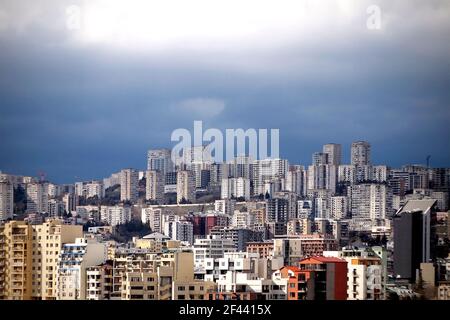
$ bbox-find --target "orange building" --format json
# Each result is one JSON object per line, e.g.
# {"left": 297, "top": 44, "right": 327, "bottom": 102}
{"left": 297, "top": 256, "right": 347, "bottom": 300}
{"left": 273, "top": 266, "right": 313, "bottom": 300}
{"left": 275, "top": 256, "right": 347, "bottom": 300}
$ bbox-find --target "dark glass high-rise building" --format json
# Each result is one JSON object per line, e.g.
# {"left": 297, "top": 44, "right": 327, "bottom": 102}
{"left": 393, "top": 199, "right": 437, "bottom": 282}
{"left": 393, "top": 211, "right": 424, "bottom": 281}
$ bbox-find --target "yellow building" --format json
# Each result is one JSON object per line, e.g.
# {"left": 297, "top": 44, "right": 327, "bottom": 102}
{"left": 0, "top": 221, "right": 33, "bottom": 300}
{"left": 0, "top": 219, "right": 82, "bottom": 300}
{"left": 172, "top": 281, "right": 216, "bottom": 300}
{"left": 171, "top": 251, "right": 216, "bottom": 300}
{"left": 111, "top": 249, "right": 195, "bottom": 300}
{"left": 119, "top": 265, "right": 174, "bottom": 300}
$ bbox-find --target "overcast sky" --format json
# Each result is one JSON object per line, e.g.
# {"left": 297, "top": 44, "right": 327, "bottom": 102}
{"left": 0, "top": 0, "right": 449, "bottom": 183}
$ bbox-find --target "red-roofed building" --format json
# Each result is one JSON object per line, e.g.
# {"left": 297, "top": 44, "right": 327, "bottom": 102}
{"left": 273, "top": 257, "right": 347, "bottom": 300}
{"left": 273, "top": 266, "right": 314, "bottom": 300}
{"left": 297, "top": 256, "right": 348, "bottom": 300}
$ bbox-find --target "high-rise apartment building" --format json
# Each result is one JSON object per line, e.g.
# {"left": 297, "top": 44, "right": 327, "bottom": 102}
{"left": 351, "top": 141, "right": 371, "bottom": 166}
{"left": 221, "top": 177, "right": 250, "bottom": 200}
{"left": 338, "top": 165, "right": 356, "bottom": 184}
{"left": 193, "top": 236, "right": 236, "bottom": 277}
{"left": 284, "top": 166, "right": 306, "bottom": 197}
{"left": 252, "top": 159, "right": 288, "bottom": 196}
{"left": 214, "top": 199, "right": 236, "bottom": 216}
{"left": 141, "top": 207, "right": 163, "bottom": 233}
{"left": 120, "top": 169, "right": 139, "bottom": 203}
{"left": 176, "top": 170, "right": 195, "bottom": 203}
{"left": 297, "top": 200, "right": 314, "bottom": 219}
{"left": 330, "top": 196, "right": 348, "bottom": 220}
{"left": 85, "top": 181, "right": 104, "bottom": 199}
{"left": 266, "top": 198, "right": 289, "bottom": 223}
{"left": 307, "top": 164, "right": 337, "bottom": 193}
{"left": 393, "top": 199, "right": 437, "bottom": 282}
{"left": 227, "top": 156, "right": 253, "bottom": 179}
{"left": 0, "top": 179, "right": 13, "bottom": 220}
{"left": 350, "top": 183, "right": 392, "bottom": 220}
{"left": 171, "top": 220, "right": 194, "bottom": 244}
{"left": 145, "top": 170, "right": 165, "bottom": 204}
{"left": 147, "top": 149, "right": 173, "bottom": 175}
{"left": 312, "top": 152, "right": 328, "bottom": 165}
{"left": 0, "top": 220, "right": 82, "bottom": 300}
{"left": 100, "top": 205, "right": 132, "bottom": 227}
{"left": 62, "top": 193, "right": 78, "bottom": 215}
{"left": 57, "top": 238, "right": 107, "bottom": 300}
{"left": 26, "top": 182, "right": 49, "bottom": 214}
{"left": 323, "top": 143, "right": 342, "bottom": 166}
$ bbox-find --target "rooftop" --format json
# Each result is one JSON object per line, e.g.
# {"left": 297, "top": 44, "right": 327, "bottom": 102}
{"left": 398, "top": 199, "right": 437, "bottom": 215}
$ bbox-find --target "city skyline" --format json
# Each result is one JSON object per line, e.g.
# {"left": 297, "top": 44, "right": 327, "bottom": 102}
{"left": 0, "top": 139, "right": 443, "bottom": 184}
{"left": 2, "top": 0, "right": 450, "bottom": 307}
{"left": 1, "top": 0, "right": 449, "bottom": 183}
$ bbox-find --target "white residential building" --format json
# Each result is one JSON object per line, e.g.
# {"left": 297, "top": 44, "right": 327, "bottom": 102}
{"left": 193, "top": 236, "right": 236, "bottom": 275}
{"left": 227, "top": 155, "right": 253, "bottom": 179}
{"left": 100, "top": 205, "right": 132, "bottom": 226}
{"left": 147, "top": 149, "right": 173, "bottom": 174}
{"left": 284, "top": 166, "right": 305, "bottom": 197}
{"left": 120, "top": 168, "right": 139, "bottom": 202}
{"left": 372, "top": 165, "right": 389, "bottom": 182}
{"left": 307, "top": 164, "right": 337, "bottom": 193}
{"left": 141, "top": 207, "right": 163, "bottom": 233}
{"left": 63, "top": 193, "right": 78, "bottom": 214}
{"left": 351, "top": 141, "right": 371, "bottom": 166}
{"left": 213, "top": 252, "right": 286, "bottom": 299}
{"left": 297, "top": 200, "right": 314, "bottom": 219}
{"left": 221, "top": 177, "right": 251, "bottom": 200}
{"left": 231, "top": 211, "right": 256, "bottom": 230}
{"left": 103, "top": 172, "right": 120, "bottom": 189}
{"left": 176, "top": 170, "right": 195, "bottom": 203}
{"left": 26, "top": 182, "right": 49, "bottom": 213}
{"left": 338, "top": 165, "right": 356, "bottom": 184}
{"left": 57, "top": 238, "right": 107, "bottom": 300}
{"left": 214, "top": 199, "right": 236, "bottom": 216}
{"left": 252, "top": 159, "right": 288, "bottom": 196}
{"left": 330, "top": 196, "right": 348, "bottom": 219}
{"left": 350, "top": 183, "right": 392, "bottom": 220}
{"left": 323, "top": 143, "right": 342, "bottom": 166}
{"left": 145, "top": 170, "right": 165, "bottom": 203}
{"left": 85, "top": 181, "right": 104, "bottom": 199}
{"left": 48, "top": 199, "right": 65, "bottom": 217}
{"left": 47, "top": 183, "right": 61, "bottom": 198}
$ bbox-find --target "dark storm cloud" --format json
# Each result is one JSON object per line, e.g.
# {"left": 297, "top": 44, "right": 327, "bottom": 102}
{"left": 0, "top": 0, "right": 449, "bottom": 183}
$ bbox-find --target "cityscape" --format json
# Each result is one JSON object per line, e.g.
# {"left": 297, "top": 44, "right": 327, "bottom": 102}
{"left": 1, "top": 141, "right": 449, "bottom": 300}
{"left": 0, "top": 0, "right": 449, "bottom": 310}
